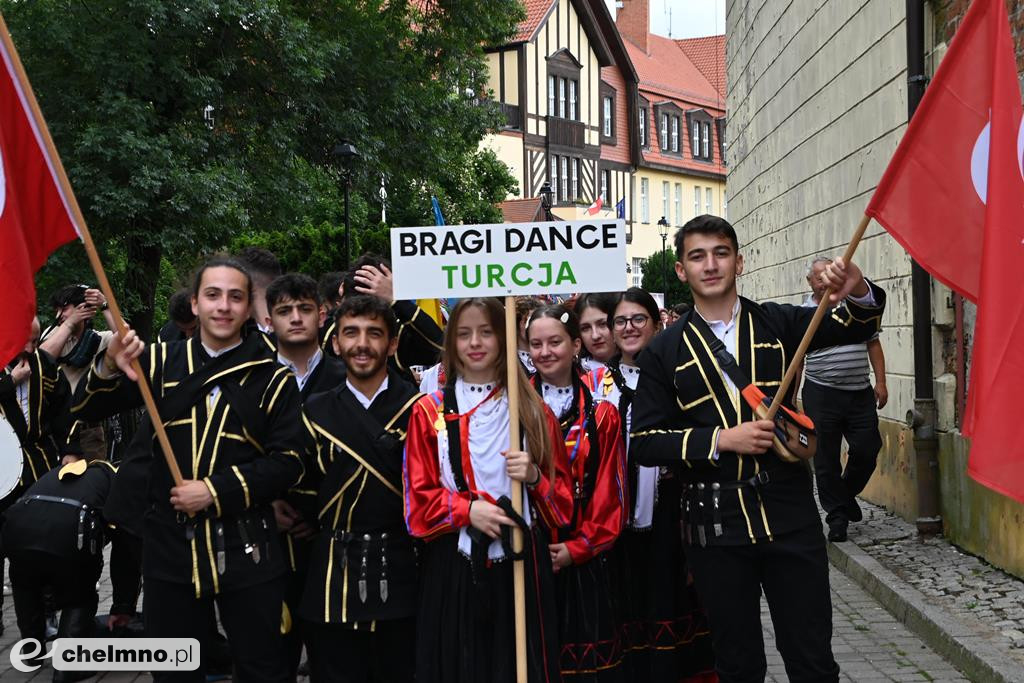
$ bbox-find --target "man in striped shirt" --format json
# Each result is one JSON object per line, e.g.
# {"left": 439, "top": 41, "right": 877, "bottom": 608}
{"left": 801, "top": 257, "right": 888, "bottom": 542}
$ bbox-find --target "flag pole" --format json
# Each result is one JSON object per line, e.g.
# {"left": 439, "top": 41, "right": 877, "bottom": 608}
{"left": 0, "top": 14, "right": 185, "bottom": 487}
{"left": 504, "top": 295, "right": 528, "bottom": 683}
{"left": 765, "top": 213, "right": 873, "bottom": 420}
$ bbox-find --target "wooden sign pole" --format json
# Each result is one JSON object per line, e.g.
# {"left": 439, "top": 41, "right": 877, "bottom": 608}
{"left": 504, "top": 295, "right": 528, "bottom": 683}
{"left": 0, "top": 14, "right": 184, "bottom": 487}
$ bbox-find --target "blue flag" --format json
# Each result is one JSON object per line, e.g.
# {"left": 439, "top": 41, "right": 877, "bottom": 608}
{"left": 615, "top": 198, "right": 625, "bottom": 219}
{"left": 431, "top": 196, "right": 446, "bottom": 226}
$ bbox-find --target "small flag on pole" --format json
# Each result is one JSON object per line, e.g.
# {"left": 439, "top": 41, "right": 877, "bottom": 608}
{"left": 586, "top": 196, "right": 603, "bottom": 215}
{"left": 615, "top": 198, "right": 625, "bottom": 219}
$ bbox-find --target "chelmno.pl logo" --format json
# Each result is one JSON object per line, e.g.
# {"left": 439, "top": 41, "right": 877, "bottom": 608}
{"left": 11, "top": 638, "right": 200, "bottom": 672}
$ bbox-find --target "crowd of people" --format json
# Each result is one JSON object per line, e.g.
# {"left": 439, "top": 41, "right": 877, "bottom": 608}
{"left": 0, "top": 214, "right": 888, "bottom": 683}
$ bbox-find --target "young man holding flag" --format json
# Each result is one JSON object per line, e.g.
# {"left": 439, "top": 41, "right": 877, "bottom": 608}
{"left": 630, "top": 215, "right": 886, "bottom": 682}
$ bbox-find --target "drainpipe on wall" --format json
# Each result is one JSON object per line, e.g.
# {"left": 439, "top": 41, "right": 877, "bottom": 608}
{"left": 905, "top": 0, "right": 943, "bottom": 536}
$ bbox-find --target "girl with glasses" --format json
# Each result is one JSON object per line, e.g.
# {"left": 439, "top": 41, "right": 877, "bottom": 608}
{"left": 526, "top": 304, "right": 628, "bottom": 682}
{"left": 403, "top": 298, "right": 573, "bottom": 683}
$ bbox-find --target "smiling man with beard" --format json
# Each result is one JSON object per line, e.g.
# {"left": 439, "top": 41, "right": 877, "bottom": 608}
{"left": 298, "top": 295, "right": 421, "bottom": 683}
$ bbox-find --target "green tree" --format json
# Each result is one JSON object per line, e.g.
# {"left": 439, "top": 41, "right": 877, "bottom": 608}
{"left": 10, "top": 0, "right": 522, "bottom": 338}
{"left": 640, "top": 248, "right": 692, "bottom": 308}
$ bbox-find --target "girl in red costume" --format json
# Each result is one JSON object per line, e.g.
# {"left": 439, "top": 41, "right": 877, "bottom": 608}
{"left": 526, "top": 303, "right": 628, "bottom": 681}
{"left": 403, "top": 297, "right": 573, "bottom": 683}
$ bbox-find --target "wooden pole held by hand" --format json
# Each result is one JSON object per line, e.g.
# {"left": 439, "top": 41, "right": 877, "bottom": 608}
{"left": 504, "top": 295, "right": 528, "bottom": 683}
{"left": 0, "top": 14, "right": 184, "bottom": 487}
{"left": 765, "top": 213, "right": 873, "bottom": 419}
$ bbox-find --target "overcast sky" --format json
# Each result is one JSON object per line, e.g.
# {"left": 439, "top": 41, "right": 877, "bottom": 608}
{"left": 604, "top": 0, "right": 726, "bottom": 39}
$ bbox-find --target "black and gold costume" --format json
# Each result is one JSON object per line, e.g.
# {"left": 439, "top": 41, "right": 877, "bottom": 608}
{"left": 631, "top": 284, "right": 885, "bottom": 683}
{"left": 0, "top": 349, "right": 78, "bottom": 495}
{"left": 72, "top": 333, "right": 310, "bottom": 682}
{"left": 299, "top": 369, "right": 420, "bottom": 683}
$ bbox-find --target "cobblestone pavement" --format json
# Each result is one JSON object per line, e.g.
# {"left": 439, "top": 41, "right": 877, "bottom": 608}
{"left": 0, "top": 562, "right": 968, "bottom": 681}
{"left": 847, "top": 498, "right": 1024, "bottom": 670}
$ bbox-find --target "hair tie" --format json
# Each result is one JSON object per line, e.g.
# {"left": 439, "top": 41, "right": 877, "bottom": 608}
{"left": 559, "top": 312, "right": 569, "bottom": 324}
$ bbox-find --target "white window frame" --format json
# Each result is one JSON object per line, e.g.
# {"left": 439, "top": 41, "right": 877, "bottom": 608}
{"left": 640, "top": 178, "right": 650, "bottom": 223}
{"left": 660, "top": 114, "right": 669, "bottom": 151}
{"left": 570, "top": 158, "right": 579, "bottom": 201}
{"left": 671, "top": 116, "right": 679, "bottom": 152}
{"left": 631, "top": 257, "right": 644, "bottom": 288}
{"left": 558, "top": 78, "right": 566, "bottom": 118}
{"left": 639, "top": 108, "right": 647, "bottom": 147}
{"left": 692, "top": 120, "right": 700, "bottom": 156}
{"left": 569, "top": 79, "right": 577, "bottom": 120}
{"left": 702, "top": 122, "right": 711, "bottom": 159}
{"left": 603, "top": 97, "right": 612, "bottom": 136}
{"left": 560, "top": 156, "right": 568, "bottom": 200}
{"left": 548, "top": 76, "right": 556, "bottom": 117}
{"left": 674, "top": 183, "right": 682, "bottom": 226}
{"left": 600, "top": 170, "right": 609, "bottom": 203}
{"left": 662, "top": 181, "right": 670, "bottom": 221}
{"left": 706, "top": 187, "right": 713, "bottom": 214}
{"left": 550, "top": 155, "right": 558, "bottom": 195}
{"left": 694, "top": 186, "right": 701, "bottom": 216}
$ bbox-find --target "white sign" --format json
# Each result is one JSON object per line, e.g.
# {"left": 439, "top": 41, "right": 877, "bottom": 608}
{"left": 390, "top": 220, "right": 627, "bottom": 299}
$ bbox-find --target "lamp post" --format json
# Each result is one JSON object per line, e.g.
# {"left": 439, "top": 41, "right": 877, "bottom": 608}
{"left": 658, "top": 216, "right": 669, "bottom": 301}
{"left": 539, "top": 181, "right": 554, "bottom": 222}
{"left": 333, "top": 141, "right": 360, "bottom": 270}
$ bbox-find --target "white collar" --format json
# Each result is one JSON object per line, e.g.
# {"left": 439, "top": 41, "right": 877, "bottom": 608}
{"left": 278, "top": 347, "right": 323, "bottom": 389}
{"left": 201, "top": 339, "right": 243, "bottom": 358}
{"left": 695, "top": 297, "right": 741, "bottom": 330}
{"left": 347, "top": 375, "right": 389, "bottom": 409}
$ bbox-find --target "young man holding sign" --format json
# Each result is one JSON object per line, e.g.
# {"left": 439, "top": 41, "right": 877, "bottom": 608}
{"left": 630, "top": 215, "right": 885, "bottom": 683}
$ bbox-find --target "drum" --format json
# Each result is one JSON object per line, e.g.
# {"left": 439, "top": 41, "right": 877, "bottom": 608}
{"left": 0, "top": 414, "right": 24, "bottom": 499}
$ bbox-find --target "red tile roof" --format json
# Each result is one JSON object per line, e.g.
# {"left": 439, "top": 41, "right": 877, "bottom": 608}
{"left": 514, "top": 0, "right": 557, "bottom": 42}
{"left": 676, "top": 35, "right": 726, "bottom": 98}
{"left": 500, "top": 198, "right": 545, "bottom": 223}
{"left": 624, "top": 33, "right": 723, "bottom": 110}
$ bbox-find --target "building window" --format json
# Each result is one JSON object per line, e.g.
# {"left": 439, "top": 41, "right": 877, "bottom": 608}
{"left": 550, "top": 155, "right": 558, "bottom": 195}
{"left": 662, "top": 181, "right": 670, "bottom": 221}
{"left": 660, "top": 114, "right": 669, "bottom": 151}
{"left": 706, "top": 187, "right": 713, "bottom": 214}
{"left": 674, "top": 183, "right": 682, "bottom": 225}
{"left": 692, "top": 120, "right": 700, "bottom": 157}
{"left": 558, "top": 78, "right": 566, "bottom": 118}
{"left": 702, "top": 122, "right": 711, "bottom": 159}
{"left": 671, "top": 116, "right": 680, "bottom": 152}
{"left": 548, "top": 76, "right": 556, "bottom": 116}
{"left": 569, "top": 80, "right": 578, "bottom": 120}
{"left": 631, "top": 257, "right": 644, "bottom": 288}
{"left": 639, "top": 107, "right": 648, "bottom": 147}
{"left": 602, "top": 96, "right": 613, "bottom": 137}
{"left": 601, "top": 169, "right": 610, "bottom": 203}
{"left": 694, "top": 186, "right": 701, "bottom": 216}
{"left": 570, "top": 158, "right": 579, "bottom": 201}
{"left": 640, "top": 178, "right": 650, "bottom": 223}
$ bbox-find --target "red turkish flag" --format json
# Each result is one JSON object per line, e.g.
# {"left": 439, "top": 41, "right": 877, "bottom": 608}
{"left": 867, "top": 0, "right": 1024, "bottom": 502}
{"left": 0, "top": 23, "right": 80, "bottom": 367}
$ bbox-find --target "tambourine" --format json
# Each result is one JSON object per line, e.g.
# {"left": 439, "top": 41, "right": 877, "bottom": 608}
{"left": 0, "top": 414, "right": 25, "bottom": 499}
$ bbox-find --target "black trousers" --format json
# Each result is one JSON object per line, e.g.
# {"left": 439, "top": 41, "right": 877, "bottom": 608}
{"left": 686, "top": 524, "right": 839, "bottom": 683}
{"left": 306, "top": 617, "right": 415, "bottom": 683}
{"left": 802, "top": 382, "right": 882, "bottom": 524}
{"left": 9, "top": 549, "right": 103, "bottom": 644}
{"left": 144, "top": 576, "right": 287, "bottom": 683}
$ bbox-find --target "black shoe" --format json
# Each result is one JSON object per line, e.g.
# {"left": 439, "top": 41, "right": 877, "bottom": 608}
{"left": 845, "top": 498, "right": 863, "bottom": 522}
{"left": 827, "top": 520, "right": 848, "bottom": 542}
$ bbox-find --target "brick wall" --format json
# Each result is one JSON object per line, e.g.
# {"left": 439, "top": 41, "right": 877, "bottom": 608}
{"left": 936, "top": 0, "right": 1024, "bottom": 78}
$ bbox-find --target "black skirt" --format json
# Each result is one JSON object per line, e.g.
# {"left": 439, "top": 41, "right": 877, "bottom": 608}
{"left": 611, "top": 475, "right": 716, "bottom": 682}
{"left": 416, "top": 527, "right": 562, "bottom": 683}
{"left": 555, "top": 553, "right": 626, "bottom": 681}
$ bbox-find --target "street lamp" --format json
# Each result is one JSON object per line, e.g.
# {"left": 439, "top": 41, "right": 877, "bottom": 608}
{"left": 333, "top": 141, "right": 360, "bottom": 270}
{"left": 658, "top": 216, "right": 670, "bottom": 300}
{"left": 539, "top": 181, "right": 554, "bottom": 221}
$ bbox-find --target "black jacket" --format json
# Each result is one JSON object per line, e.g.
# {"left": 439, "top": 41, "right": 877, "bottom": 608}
{"left": 630, "top": 282, "right": 886, "bottom": 545}
{"left": 72, "top": 334, "right": 310, "bottom": 596}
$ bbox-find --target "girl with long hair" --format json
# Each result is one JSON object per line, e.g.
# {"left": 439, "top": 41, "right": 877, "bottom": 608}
{"left": 605, "top": 288, "right": 717, "bottom": 682}
{"left": 573, "top": 292, "right": 618, "bottom": 372}
{"left": 526, "top": 303, "right": 628, "bottom": 681}
{"left": 403, "top": 298, "right": 573, "bottom": 683}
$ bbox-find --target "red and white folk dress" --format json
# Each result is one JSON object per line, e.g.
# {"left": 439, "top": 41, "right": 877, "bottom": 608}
{"left": 403, "top": 378, "right": 573, "bottom": 683}
{"left": 535, "top": 370, "right": 628, "bottom": 681}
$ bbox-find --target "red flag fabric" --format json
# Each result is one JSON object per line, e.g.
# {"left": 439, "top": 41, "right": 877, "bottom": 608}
{"left": 868, "top": 0, "right": 1024, "bottom": 502}
{"left": 0, "top": 25, "right": 80, "bottom": 367}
